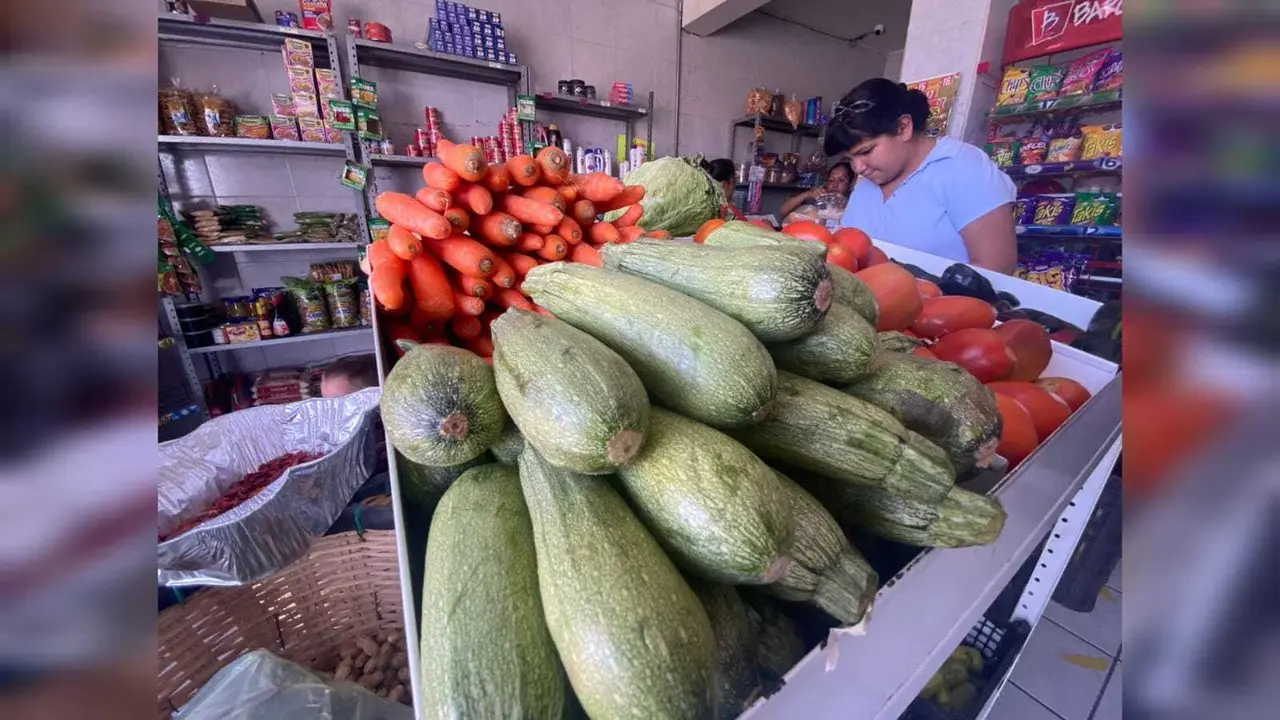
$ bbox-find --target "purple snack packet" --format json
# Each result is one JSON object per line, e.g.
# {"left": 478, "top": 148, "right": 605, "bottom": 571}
{"left": 1092, "top": 50, "right": 1123, "bottom": 92}
{"left": 1013, "top": 197, "right": 1036, "bottom": 225}
{"left": 1059, "top": 48, "right": 1110, "bottom": 96}
{"left": 1032, "top": 193, "right": 1077, "bottom": 225}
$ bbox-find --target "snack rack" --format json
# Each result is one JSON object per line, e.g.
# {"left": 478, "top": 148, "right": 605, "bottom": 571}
{"left": 532, "top": 90, "right": 655, "bottom": 161}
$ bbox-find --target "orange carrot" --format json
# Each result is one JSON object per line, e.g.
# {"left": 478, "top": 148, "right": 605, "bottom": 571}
{"left": 436, "top": 138, "right": 487, "bottom": 182}
{"left": 466, "top": 335, "right": 494, "bottom": 358}
{"left": 376, "top": 192, "right": 451, "bottom": 239}
{"left": 453, "top": 291, "right": 486, "bottom": 316}
{"left": 423, "top": 234, "right": 496, "bottom": 277}
{"left": 423, "top": 162, "right": 461, "bottom": 192}
{"left": 576, "top": 172, "right": 625, "bottom": 203}
{"left": 415, "top": 186, "right": 452, "bottom": 213}
{"left": 538, "top": 234, "right": 569, "bottom": 261}
{"left": 501, "top": 194, "right": 564, "bottom": 226}
{"left": 442, "top": 206, "right": 470, "bottom": 233}
{"left": 407, "top": 254, "right": 455, "bottom": 319}
{"left": 570, "top": 242, "right": 602, "bottom": 267}
{"left": 531, "top": 223, "right": 556, "bottom": 235}
{"left": 571, "top": 199, "right": 597, "bottom": 226}
{"left": 450, "top": 314, "right": 483, "bottom": 341}
{"left": 387, "top": 225, "right": 423, "bottom": 260}
{"left": 455, "top": 274, "right": 494, "bottom": 300}
{"left": 475, "top": 212, "right": 521, "bottom": 248}
{"left": 517, "top": 232, "right": 544, "bottom": 253}
{"left": 502, "top": 252, "right": 540, "bottom": 277}
{"left": 506, "top": 154, "right": 540, "bottom": 187}
{"left": 489, "top": 254, "right": 517, "bottom": 289}
{"left": 496, "top": 288, "right": 536, "bottom": 311}
{"left": 646, "top": 229, "right": 671, "bottom": 239}
{"left": 588, "top": 221, "right": 620, "bottom": 244}
{"left": 613, "top": 203, "right": 644, "bottom": 228}
{"left": 367, "top": 240, "right": 403, "bottom": 270}
{"left": 594, "top": 185, "right": 645, "bottom": 213}
{"left": 535, "top": 146, "right": 571, "bottom": 185}
{"left": 556, "top": 217, "right": 584, "bottom": 245}
{"left": 618, "top": 225, "right": 647, "bottom": 244}
{"left": 558, "top": 181, "right": 579, "bottom": 203}
{"left": 370, "top": 262, "right": 407, "bottom": 311}
{"left": 522, "top": 186, "right": 566, "bottom": 212}
{"left": 482, "top": 163, "right": 511, "bottom": 194}
{"left": 454, "top": 183, "right": 494, "bottom": 215}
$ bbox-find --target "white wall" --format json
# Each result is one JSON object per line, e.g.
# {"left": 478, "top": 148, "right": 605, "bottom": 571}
{"left": 884, "top": 49, "right": 904, "bottom": 81}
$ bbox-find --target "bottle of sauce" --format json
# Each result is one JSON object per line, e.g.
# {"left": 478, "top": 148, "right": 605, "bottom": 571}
{"left": 546, "top": 124, "right": 562, "bottom": 152}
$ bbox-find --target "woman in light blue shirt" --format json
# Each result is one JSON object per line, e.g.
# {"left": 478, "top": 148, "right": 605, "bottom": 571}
{"left": 825, "top": 79, "right": 1018, "bottom": 272}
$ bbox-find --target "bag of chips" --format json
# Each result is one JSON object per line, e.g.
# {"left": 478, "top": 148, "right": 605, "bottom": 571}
{"left": 986, "top": 141, "right": 1019, "bottom": 168}
{"left": 1092, "top": 50, "right": 1123, "bottom": 92}
{"left": 1032, "top": 194, "right": 1077, "bottom": 225}
{"left": 1026, "top": 65, "right": 1067, "bottom": 102}
{"left": 1070, "top": 192, "right": 1119, "bottom": 226}
{"left": 1045, "top": 136, "right": 1082, "bottom": 163}
{"left": 1059, "top": 49, "right": 1111, "bottom": 96}
{"left": 1080, "top": 124, "right": 1123, "bottom": 160}
{"left": 1018, "top": 136, "right": 1048, "bottom": 165}
{"left": 996, "top": 67, "right": 1031, "bottom": 106}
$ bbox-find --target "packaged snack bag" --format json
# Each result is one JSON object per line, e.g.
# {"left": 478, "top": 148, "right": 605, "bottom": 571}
{"left": 1045, "top": 136, "right": 1083, "bottom": 163}
{"left": 996, "top": 67, "right": 1031, "bottom": 106}
{"left": 1059, "top": 48, "right": 1111, "bottom": 96}
{"left": 1080, "top": 125, "right": 1123, "bottom": 160}
{"left": 1013, "top": 197, "right": 1037, "bottom": 225}
{"left": 1032, "top": 194, "right": 1077, "bottom": 225}
{"left": 986, "top": 141, "right": 1019, "bottom": 168}
{"left": 1092, "top": 50, "right": 1123, "bottom": 92}
{"left": 1018, "top": 136, "right": 1048, "bottom": 165}
{"left": 1026, "top": 65, "right": 1067, "bottom": 102}
{"left": 1070, "top": 193, "right": 1119, "bottom": 225}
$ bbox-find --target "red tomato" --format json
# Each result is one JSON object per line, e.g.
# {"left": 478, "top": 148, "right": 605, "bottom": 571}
{"left": 986, "top": 381, "right": 1072, "bottom": 440}
{"left": 994, "top": 393, "right": 1039, "bottom": 467}
{"left": 826, "top": 242, "right": 859, "bottom": 272}
{"left": 911, "top": 346, "right": 936, "bottom": 359}
{"left": 995, "top": 319, "right": 1053, "bottom": 381}
{"left": 911, "top": 296, "right": 997, "bottom": 339}
{"left": 916, "top": 278, "right": 942, "bottom": 298}
{"left": 864, "top": 246, "right": 890, "bottom": 266}
{"left": 781, "top": 219, "right": 834, "bottom": 245}
{"left": 931, "top": 328, "right": 1016, "bottom": 383}
{"left": 855, "top": 263, "right": 923, "bottom": 331}
{"left": 694, "top": 218, "right": 725, "bottom": 244}
{"left": 1035, "top": 377, "right": 1092, "bottom": 411}
{"left": 832, "top": 227, "right": 873, "bottom": 265}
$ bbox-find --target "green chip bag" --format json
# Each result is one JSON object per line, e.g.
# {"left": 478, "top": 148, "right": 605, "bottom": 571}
{"left": 1070, "top": 193, "right": 1118, "bottom": 226}
{"left": 1026, "top": 65, "right": 1067, "bottom": 102}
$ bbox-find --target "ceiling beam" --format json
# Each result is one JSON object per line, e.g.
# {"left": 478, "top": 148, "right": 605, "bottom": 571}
{"left": 682, "top": 0, "right": 773, "bottom": 36}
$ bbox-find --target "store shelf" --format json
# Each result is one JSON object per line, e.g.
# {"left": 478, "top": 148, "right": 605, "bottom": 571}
{"left": 744, "top": 374, "right": 1123, "bottom": 720}
{"left": 1017, "top": 224, "right": 1122, "bottom": 239}
{"left": 209, "top": 242, "right": 361, "bottom": 252}
{"left": 368, "top": 154, "right": 438, "bottom": 167}
{"left": 1005, "top": 157, "right": 1122, "bottom": 179}
{"left": 187, "top": 328, "right": 373, "bottom": 355}
{"left": 158, "top": 135, "right": 347, "bottom": 156}
{"left": 158, "top": 14, "right": 332, "bottom": 54}
{"left": 352, "top": 39, "right": 522, "bottom": 85}
{"left": 988, "top": 90, "right": 1122, "bottom": 120}
{"left": 732, "top": 114, "right": 821, "bottom": 137}
{"left": 534, "top": 93, "right": 649, "bottom": 120}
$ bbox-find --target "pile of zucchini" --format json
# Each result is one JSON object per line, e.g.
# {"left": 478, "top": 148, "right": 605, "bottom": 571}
{"left": 380, "top": 222, "right": 1007, "bottom": 719}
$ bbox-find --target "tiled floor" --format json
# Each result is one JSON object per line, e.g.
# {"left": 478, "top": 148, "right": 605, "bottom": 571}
{"left": 986, "top": 560, "right": 1122, "bottom": 720}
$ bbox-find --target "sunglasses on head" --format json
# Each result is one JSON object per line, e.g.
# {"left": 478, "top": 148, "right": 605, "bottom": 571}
{"left": 830, "top": 99, "right": 875, "bottom": 124}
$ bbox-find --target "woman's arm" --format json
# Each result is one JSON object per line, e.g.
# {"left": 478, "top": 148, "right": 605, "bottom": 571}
{"left": 960, "top": 205, "right": 1018, "bottom": 273}
{"left": 778, "top": 187, "right": 820, "bottom": 218}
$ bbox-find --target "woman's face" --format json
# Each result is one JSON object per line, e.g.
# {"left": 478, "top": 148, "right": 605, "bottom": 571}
{"left": 844, "top": 115, "right": 914, "bottom": 186}
{"left": 825, "top": 166, "right": 853, "bottom": 196}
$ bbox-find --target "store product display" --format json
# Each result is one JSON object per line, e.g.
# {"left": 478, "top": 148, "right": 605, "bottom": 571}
{"left": 426, "top": 2, "right": 517, "bottom": 65}
{"left": 995, "top": 47, "right": 1122, "bottom": 108}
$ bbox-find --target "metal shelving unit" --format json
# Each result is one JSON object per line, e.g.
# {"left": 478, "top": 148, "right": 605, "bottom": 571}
{"left": 367, "top": 153, "right": 438, "bottom": 167}
{"left": 208, "top": 242, "right": 361, "bottom": 252}
{"left": 728, "top": 113, "right": 821, "bottom": 161}
{"left": 158, "top": 135, "right": 347, "bottom": 156}
{"left": 533, "top": 91, "right": 655, "bottom": 154}
{"left": 187, "top": 328, "right": 374, "bottom": 355}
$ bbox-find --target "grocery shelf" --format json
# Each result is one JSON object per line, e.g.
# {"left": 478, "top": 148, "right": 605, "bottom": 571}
{"left": 209, "top": 242, "right": 361, "bottom": 252}
{"left": 988, "top": 89, "right": 1121, "bottom": 120}
{"left": 158, "top": 14, "right": 332, "bottom": 55}
{"left": 1005, "top": 157, "right": 1122, "bottom": 179}
{"left": 732, "top": 114, "right": 821, "bottom": 137}
{"left": 187, "top": 328, "right": 373, "bottom": 355}
{"left": 744, "top": 374, "right": 1123, "bottom": 720}
{"left": 534, "top": 92, "right": 649, "bottom": 121}
{"left": 158, "top": 135, "right": 348, "bottom": 156}
{"left": 351, "top": 38, "right": 522, "bottom": 86}
{"left": 368, "top": 154, "right": 438, "bottom": 167}
{"left": 1017, "top": 224, "right": 1122, "bottom": 238}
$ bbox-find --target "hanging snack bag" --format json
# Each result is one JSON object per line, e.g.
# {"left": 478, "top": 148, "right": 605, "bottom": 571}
{"left": 1045, "top": 135, "right": 1083, "bottom": 163}
{"left": 1032, "top": 193, "right": 1077, "bottom": 225}
{"left": 282, "top": 277, "right": 330, "bottom": 333}
{"left": 367, "top": 218, "right": 391, "bottom": 243}
{"left": 350, "top": 78, "right": 378, "bottom": 108}
{"left": 986, "top": 140, "right": 1019, "bottom": 168}
{"left": 341, "top": 162, "right": 369, "bottom": 191}
{"left": 325, "top": 99, "right": 356, "bottom": 130}
{"left": 995, "top": 66, "right": 1031, "bottom": 106}
{"left": 1013, "top": 197, "right": 1037, "bottom": 225}
{"left": 1080, "top": 124, "right": 1122, "bottom": 160}
{"left": 746, "top": 87, "right": 773, "bottom": 115}
{"left": 1026, "top": 64, "right": 1067, "bottom": 102}
{"left": 784, "top": 94, "right": 804, "bottom": 128}
{"left": 356, "top": 107, "right": 383, "bottom": 140}
{"left": 1059, "top": 48, "right": 1111, "bottom": 97}
{"left": 1017, "top": 135, "right": 1048, "bottom": 165}
{"left": 1069, "top": 192, "right": 1119, "bottom": 226}
{"left": 1092, "top": 50, "right": 1123, "bottom": 92}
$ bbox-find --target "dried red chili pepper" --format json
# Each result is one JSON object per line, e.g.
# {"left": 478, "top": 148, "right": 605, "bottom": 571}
{"left": 160, "top": 450, "right": 323, "bottom": 541}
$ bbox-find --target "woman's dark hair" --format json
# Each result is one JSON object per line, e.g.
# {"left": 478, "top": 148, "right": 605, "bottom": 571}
{"left": 701, "top": 158, "right": 736, "bottom": 183}
{"left": 828, "top": 161, "right": 853, "bottom": 180}
{"left": 823, "top": 78, "right": 931, "bottom": 156}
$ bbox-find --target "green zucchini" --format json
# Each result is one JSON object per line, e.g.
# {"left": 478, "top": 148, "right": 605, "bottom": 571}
{"left": 767, "top": 302, "right": 879, "bottom": 385}
{"left": 419, "top": 464, "right": 569, "bottom": 718}
{"left": 615, "top": 408, "right": 794, "bottom": 584}
{"left": 878, "top": 331, "right": 924, "bottom": 353}
{"left": 518, "top": 446, "right": 715, "bottom": 719}
{"left": 523, "top": 262, "right": 776, "bottom": 428}
{"left": 828, "top": 264, "right": 879, "bottom": 325}
{"left": 702, "top": 221, "right": 827, "bottom": 256}
{"left": 728, "top": 371, "right": 955, "bottom": 503}
{"left": 768, "top": 471, "right": 877, "bottom": 626}
{"left": 689, "top": 580, "right": 761, "bottom": 720}
{"left": 843, "top": 352, "right": 1002, "bottom": 474}
{"left": 490, "top": 423, "right": 524, "bottom": 466}
{"left": 602, "top": 240, "right": 832, "bottom": 342}
{"left": 396, "top": 450, "right": 491, "bottom": 512}
{"left": 492, "top": 309, "right": 650, "bottom": 473}
{"left": 739, "top": 590, "right": 808, "bottom": 682}
{"left": 381, "top": 344, "right": 506, "bottom": 466}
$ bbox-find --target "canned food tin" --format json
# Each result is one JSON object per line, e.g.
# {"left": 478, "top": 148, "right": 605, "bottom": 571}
{"left": 406, "top": 144, "right": 423, "bottom": 157}
{"left": 415, "top": 128, "right": 430, "bottom": 148}
{"left": 347, "top": 18, "right": 363, "bottom": 37}
{"left": 365, "top": 22, "right": 392, "bottom": 43}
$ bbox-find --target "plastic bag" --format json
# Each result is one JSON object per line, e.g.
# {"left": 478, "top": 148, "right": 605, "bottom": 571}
{"left": 746, "top": 87, "right": 773, "bottom": 115}
{"left": 326, "top": 279, "right": 360, "bottom": 329}
{"left": 938, "top": 263, "right": 998, "bottom": 303}
{"left": 784, "top": 94, "right": 803, "bottom": 128}
{"left": 174, "top": 649, "right": 412, "bottom": 720}
{"left": 283, "top": 277, "right": 331, "bottom": 333}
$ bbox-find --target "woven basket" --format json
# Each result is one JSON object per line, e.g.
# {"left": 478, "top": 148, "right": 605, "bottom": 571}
{"left": 156, "top": 531, "right": 408, "bottom": 718}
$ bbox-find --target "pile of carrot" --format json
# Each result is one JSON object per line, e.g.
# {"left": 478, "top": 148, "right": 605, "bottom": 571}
{"left": 367, "top": 139, "right": 664, "bottom": 360}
